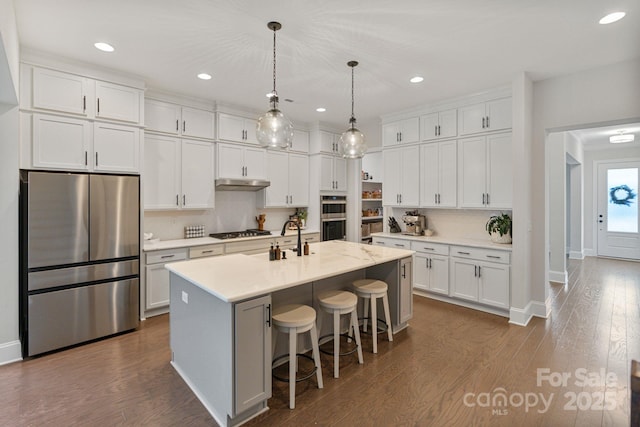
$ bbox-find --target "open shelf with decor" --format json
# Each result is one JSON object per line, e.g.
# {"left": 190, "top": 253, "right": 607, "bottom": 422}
{"left": 361, "top": 180, "right": 383, "bottom": 243}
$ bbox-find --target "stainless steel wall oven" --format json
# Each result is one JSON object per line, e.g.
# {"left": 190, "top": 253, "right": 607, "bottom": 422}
{"left": 321, "top": 195, "right": 347, "bottom": 241}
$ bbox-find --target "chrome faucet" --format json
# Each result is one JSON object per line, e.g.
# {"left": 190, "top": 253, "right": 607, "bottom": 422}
{"left": 281, "top": 220, "right": 302, "bottom": 256}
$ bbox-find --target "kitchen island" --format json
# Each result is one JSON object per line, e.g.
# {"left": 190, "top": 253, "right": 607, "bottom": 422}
{"left": 166, "top": 240, "right": 414, "bottom": 427}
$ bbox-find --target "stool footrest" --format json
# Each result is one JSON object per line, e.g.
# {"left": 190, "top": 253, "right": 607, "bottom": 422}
{"left": 318, "top": 333, "right": 360, "bottom": 356}
{"left": 358, "top": 317, "right": 389, "bottom": 336}
{"left": 272, "top": 353, "right": 318, "bottom": 383}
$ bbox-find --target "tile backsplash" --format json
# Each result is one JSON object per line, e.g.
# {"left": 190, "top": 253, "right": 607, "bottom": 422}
{"left": 144, "top": 191, "right": 296, "bottom": 241}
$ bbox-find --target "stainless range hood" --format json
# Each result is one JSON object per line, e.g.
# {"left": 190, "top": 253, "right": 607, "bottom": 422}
{"left": 215, "top": 178, "right": 270, "bottom": 191}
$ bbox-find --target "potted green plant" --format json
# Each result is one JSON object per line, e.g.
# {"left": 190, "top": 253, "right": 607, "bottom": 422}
{"left": 486, "top": 213, "right": 512, "bottom": 244}
{"left": 296, "top": 209, "right": 308, "bottom": 229}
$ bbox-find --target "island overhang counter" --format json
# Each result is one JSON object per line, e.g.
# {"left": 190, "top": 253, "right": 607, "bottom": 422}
{"left": 166, "top": 240, "right": 414, "bottom": 427}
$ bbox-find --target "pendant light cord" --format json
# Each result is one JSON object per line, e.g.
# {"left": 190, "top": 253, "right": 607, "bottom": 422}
{"left": 349, "top": 62, "right": 357, "bottom": 128}
{"left": 272, "top": 27, "right": 277, "bottom": 107}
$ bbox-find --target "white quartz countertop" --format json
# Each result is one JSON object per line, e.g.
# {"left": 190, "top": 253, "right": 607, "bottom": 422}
{"left": 371, "top": 232, "right": 512, "bottom": 252}
{"left": 165, "top": 240, "right": 414, "bottom": 303}
{"left": 143, "top": 229, "right": 320, "bottom": 252}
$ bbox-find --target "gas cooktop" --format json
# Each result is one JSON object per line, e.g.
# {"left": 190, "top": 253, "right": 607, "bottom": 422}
{"left": 209, "top": 229, "right": 272, "bottom": 240}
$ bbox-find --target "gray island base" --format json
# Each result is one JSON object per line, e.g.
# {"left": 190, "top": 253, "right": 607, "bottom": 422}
{"left": 166, "top": 240, "right": 414, "bottom": 426}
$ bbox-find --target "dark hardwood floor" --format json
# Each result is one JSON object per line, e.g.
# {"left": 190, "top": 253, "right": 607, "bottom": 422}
{"left": 1, "top": 256, "right": 638, "bottom": 426}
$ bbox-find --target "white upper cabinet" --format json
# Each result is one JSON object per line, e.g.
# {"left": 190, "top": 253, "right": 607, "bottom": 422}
{"left": 32, "top": 67, "right": 88, "bottom": 116}
{"left": 458, "top": 133, "right": 512, "bottom": 209}
{"left": 291, "top": 129, "right": 310, "bottom": 153}
{"left": 310, "top": 130, "right": 342, "bottom": 155}
{"left": 144, "top": 135, "right": 215, "bottom": 210}
{"left": 217, "top": 143, "right": 266, "bottom": 180}
{"left": 458, "top": 97, "right": 512, "bottom": 136}
{"left": 27, "top": 66, "right": 143, "bottom": 124}
{"left": 145, "top": 99, "right": 214, "bottom": 140}
{"left": 32, "top": 114, "right": 91, "bottom": 170}
{"left": 420, "top": 109, "right": 457, "bottom": 141}
{"left": 382, "top": 117, "right": 419, "bottom": 146}
{"left": 420, "top": 140, "right": 457, "bottom": 208}
{"left": 383, "top": 145, "right": 419, "bottom": 206}
{"left": 95, "top": 81, "right": 141, "bottom": 123}
{"left": 93, "top": 122, "right": 140, "bottom": 173}
{"left": 31, "top": 113, "right": 139, "bottom": 174}
{"left": 261, "top": 151, "right": 309, "bottom": 207}
{"left": 217, "top": 113, "right": 258, "bottom": 145}
{"left": 318, "top": 154, "right": 347, "bottom": 192}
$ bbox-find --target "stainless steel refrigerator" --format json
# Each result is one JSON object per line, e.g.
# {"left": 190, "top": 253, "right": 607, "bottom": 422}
{"left": 19, "top": 170, "right": 140, "bottom": 357}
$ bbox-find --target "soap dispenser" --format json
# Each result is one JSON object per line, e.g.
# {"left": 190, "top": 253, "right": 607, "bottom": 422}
{"left": 303, "top": 241, "right": 309, "bottom": 255}
{"left": 269, "top": 244, "right": 275, "bottom": 261}
{"left": 275, "top": 243, "right": 281, "bottom": 260}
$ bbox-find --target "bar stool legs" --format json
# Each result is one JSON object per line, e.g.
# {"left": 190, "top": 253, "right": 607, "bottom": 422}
{"left": 353, "top": 279, "right": 393, "bottom": 354}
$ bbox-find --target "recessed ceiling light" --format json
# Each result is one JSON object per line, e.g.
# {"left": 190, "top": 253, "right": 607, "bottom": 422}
{"left": 197, "top": 73, "right": 212, "bottom": 80}
{"left": 316, "top": 107, "right": 326, "bottom": 112}
{"left": 609, "top": 131, "right": 635, "bottom": 143}
{"left": 599, "top": 12, "right": 626, "bottom": 24}
{"left": 410, "top": 76, "right": 424, "bottom": 83}
{"left": 94, "top": 42, "right": 114, "bottom": 52}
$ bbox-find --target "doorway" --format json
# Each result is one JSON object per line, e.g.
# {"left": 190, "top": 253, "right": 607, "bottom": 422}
{"left": 597, "top": 161, "right": 640, "bottom": 259}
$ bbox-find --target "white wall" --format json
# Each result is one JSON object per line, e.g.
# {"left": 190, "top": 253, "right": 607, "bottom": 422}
{"left": 532, "top": 58, "right": 640, "bottom": 307}
{"left": 583, "top": 145, "right": 640, "bottom": 254}
{"left": 0, "top": 0, "right": 21, "bottom": 365}
{"left": 547, "top": 132, "right": 566, "bottom": 282}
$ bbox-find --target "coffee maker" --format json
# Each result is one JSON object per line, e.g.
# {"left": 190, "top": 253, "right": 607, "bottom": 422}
{"left": 401, "top": 214, "right": 427, "bottom": 236}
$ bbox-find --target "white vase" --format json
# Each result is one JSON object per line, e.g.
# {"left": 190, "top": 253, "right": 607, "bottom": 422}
{"left": 490, "top": 231, "right": 512, "bottom": 244}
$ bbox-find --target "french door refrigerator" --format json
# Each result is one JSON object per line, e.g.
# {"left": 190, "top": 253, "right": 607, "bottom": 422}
{"left": 19, "top": 170, "right": 140, "bottom": 357}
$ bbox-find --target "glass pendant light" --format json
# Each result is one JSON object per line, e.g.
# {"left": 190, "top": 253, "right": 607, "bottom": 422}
{"left": 340, "top": 60, "right": 367, "bottom": 159}
{"left": 256, "top": 21, "right": 293, "bottom": 149}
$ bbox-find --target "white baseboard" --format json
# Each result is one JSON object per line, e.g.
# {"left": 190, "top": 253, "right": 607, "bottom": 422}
{"left": 530, "top": 296, "right": 552, "bottom": 318}
{"left": 584, "top": 248, "right": 596, "bottom": 257}
{"left": 569, "top": 250, "right": 585, "bottom": 260}
{"left": 549, "top": 269, "right": 567, "bottom": 284}
{"left": 509, "top": 302, "right": 533, "bottom": 326}
{"left": 0, "top": 340, "right": 22, "bottom": 366}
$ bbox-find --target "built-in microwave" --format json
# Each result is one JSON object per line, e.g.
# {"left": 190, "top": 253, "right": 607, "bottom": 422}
{"left": 321, "top": 195, "right": 346, "bottom": 241}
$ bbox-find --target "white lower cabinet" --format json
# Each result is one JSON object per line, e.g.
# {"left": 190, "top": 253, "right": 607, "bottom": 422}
{"left": 234, "top": 295, "right": 272, "bottom": 414}
{"left": 145, "top": 248, "right": 188, "bottom": 310}
{"left": 412, "top": 241, "right": 450, "bottom": 295}
{"left": 449, "top": 245, "right": 510, "bottom": 310}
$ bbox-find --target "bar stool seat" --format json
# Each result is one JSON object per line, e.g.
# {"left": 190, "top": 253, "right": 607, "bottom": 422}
{"left": 352, "top": 279, "right": 393, "bottom": 354}
{"left": 272, "top": 304, "right": 323, "bottom": 409}
{"left": 317, "top": 290, "right": 364, "bottom": 378}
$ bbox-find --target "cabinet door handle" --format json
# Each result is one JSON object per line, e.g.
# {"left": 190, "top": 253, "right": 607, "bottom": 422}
{"left": 183, "top": 195, "right": 186, "bottom": 205}
{"left": 161, "top": 254, "right": 175, "bottom": 259}
{"left": 202, "top": 250, "right": 214, "bottom": 254}
{"left": 401, "top": 263, "right": 406, "bottom": 278}
{"left": 423, "top": 247, "right": 435, "bottom": 251}
{"left": 478, "top": 266, "right": 481, "bottom": 277}
{"left": 95, "top": 152, "right": 98, "bottom": 166}
{"left": 482, "top": 193, "right": 486, "bottom": 205}
{"left": 97, "top": 98, "right": 100, "bottom": 114}
{"left": 434, "top": 125, "right": 438, "bottom": 137}
{"left": 486, "top": 193, "right": 490, "bottom": 205}
{"left": 474, "top": 265, "right": 478, "bottom": 277}
{"left": 457, "top": 251, "right": 470, "bottom": 255}
{"left": 399, "top": 131, "right": 403, "bottom": 142}
{"left": 183, "top": 121, "right": 186, "bottom": 133}
{"left": 176, "top": 194, "right": 179, "bottom": 206}
{"left": 486, "top": 116, "right": 490, "bottom": 128}
{"left": 266, "top": 304, "right": 271, "bottom": 327}
{"left": 289, "top": 195, "right": 293, "bottom": 204}
{"left": 437, "top": 193, "right": 440, "bottom": 204}
{"left": 83, "top": 95, "right": 86, "bottom": 112}
{"left": 486, "top": 255, "right": 501, "bottom": 259}
{"left": 176, "top": 119, "right": 179, "bottom": 131}
{"left": 438, "top": 125, "right": 441, "bottom": 136}
{"left": 434, "top": 193, "right": 437, "bottom": 204}
{"left": 394, "top": 243, "right": 404, "bottom": 247}
{"left": 399, "top": 194, "right": 402, "bottom": 204}
{"left": 85, "top": 151, "right": 88, "bottom": 166}
{"left": 482, "top": 117, "right": 485, "bottom": 128}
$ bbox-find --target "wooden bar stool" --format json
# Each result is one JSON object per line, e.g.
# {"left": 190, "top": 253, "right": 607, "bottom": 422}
{"left": 317, "top": 290, "right": 364, "bottom": 378}
{"left": 272, "top": 304, "right": 323, "bottom": 409}
{"left": 352, "top": 279, "right": 393, "bottom": 354}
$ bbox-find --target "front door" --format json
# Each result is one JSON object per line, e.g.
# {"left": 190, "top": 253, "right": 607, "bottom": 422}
{"left": 597, "top": 161, "right": 640, "bottom": 259}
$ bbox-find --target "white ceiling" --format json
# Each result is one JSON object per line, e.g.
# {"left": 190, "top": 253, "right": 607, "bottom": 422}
{"left": 13, "top": 0, "right": 640, "bottom": 128}
{"left": 571, "top": 122, "right": 640, "bottom": 150}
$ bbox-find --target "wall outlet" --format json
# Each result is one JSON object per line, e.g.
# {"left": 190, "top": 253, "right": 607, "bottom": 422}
{"left": 182, "top": 291, "right": 188, "bottom": 304}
